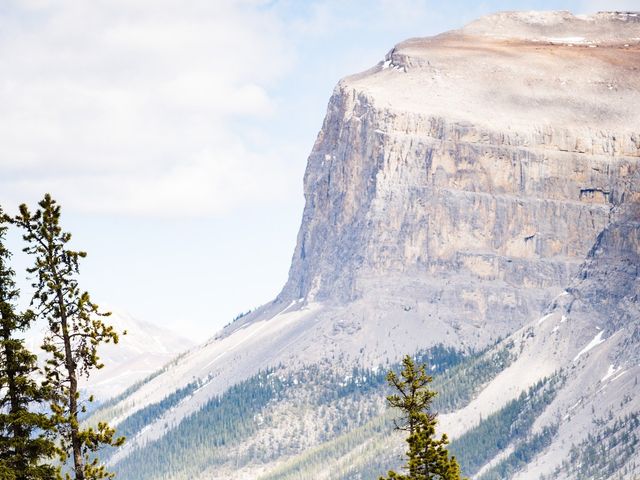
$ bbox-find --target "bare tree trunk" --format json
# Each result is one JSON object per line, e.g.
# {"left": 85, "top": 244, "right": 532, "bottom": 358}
{"left": 58, "top": 290, "right": 84, "bottom": 480}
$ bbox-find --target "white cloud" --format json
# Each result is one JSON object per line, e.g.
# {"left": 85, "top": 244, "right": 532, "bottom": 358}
{"left": 3, "top": 138, "right": 296, "bottom": 216}
{"left": 0, "top": 0, "right": 296, "bottom": 216}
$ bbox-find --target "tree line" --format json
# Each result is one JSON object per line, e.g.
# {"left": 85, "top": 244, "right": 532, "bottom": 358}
{"left": 0, "top": 194, "right": 123, "bottom": 480}
{"left": 1, "top": 194, "right": 466, "bottom": 480}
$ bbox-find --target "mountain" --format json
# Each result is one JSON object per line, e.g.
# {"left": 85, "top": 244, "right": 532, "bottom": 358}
{"left": 26, "top": 309, "right": 194, "bottom": 401}
{"left": 90, "top": 11, "right": 640, "bottom": 479}
{"left": 82, "top": 309, "right": 195, "bottom": 400}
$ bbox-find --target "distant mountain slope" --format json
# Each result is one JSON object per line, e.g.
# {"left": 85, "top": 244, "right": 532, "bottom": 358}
{"left": 107, "top": 204, "right": 640, "bottom": 480}
{"left": 27, "top": 309, "right": 193, "bottom": 401}
{"left": 83, "top": 309, "right": 194, "bottom": 400}
{"left": 91, "top": 10, "right": 640, "bottom": 479}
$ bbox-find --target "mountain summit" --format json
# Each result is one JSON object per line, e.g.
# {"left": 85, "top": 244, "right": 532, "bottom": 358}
{"left": 95, "top": 11, "right": 640, "bottom": 479}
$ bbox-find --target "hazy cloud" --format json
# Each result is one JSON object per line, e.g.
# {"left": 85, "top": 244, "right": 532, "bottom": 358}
{"left": 4, "top": 0, "right": 621, "bottom": 217}
{"left": 0, "top": 0, "right": 295, "bottom": 216}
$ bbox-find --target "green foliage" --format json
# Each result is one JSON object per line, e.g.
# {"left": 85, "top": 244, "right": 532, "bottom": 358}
{"left": 380, "top": 355, "right": 463, "bottom": 480}
{"left": 253, "top": 346, "right": 609, "bottom": 480}
{"left": 449, "top": 373, "right": 563, "bottom": 476}
{"left": 477, "top": 424, "right": 558, "bottom": 480}
{"left": 84, "top": 349, "right": 194, "bottom": 426}
{"left": 109, "top": 344, "right": 506, "bottom": 480}
{"left": 259, "top": 414, "right": 392, "bottom": 480}
{"left": 111, "top": 381, "right": 199, "bottom": 442}
{"left": 0, "top": 207, "right": 59, "bottom": 479}
{"left": 112, "top": 368, "right": 288, "bottom": 479}
{"left": 431, "top": 342, "right": 515, "bottom": 413}
{"left": 15, "top": 194, "right": 124, "bottom": 480}
{"left": 549, "top": 411, "right": 640, "bottom": 480}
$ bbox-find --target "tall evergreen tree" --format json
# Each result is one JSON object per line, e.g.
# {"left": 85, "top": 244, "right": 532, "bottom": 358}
{"left": 0, "top": 208, "right": 59, "bottom": 479}
{"left": 15, "top": 195, "right": 124, "bottom": 480}
{"left": 380, "top": 355, "right": 464, "bottom": 480}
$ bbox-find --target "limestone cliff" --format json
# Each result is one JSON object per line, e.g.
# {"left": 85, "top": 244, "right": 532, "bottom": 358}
{"left": 96, "top": 11, "right": 640, "bottom": 480}
{"left": 280, "top": 10, "right": 640, "bottom": 345}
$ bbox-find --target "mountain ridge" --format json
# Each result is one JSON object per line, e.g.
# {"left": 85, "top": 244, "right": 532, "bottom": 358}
{"left": 92, "top": 11, "right": 640, "bottom": 479}
{"left": 26, "top": 308, "right": 194, "bottom": 401}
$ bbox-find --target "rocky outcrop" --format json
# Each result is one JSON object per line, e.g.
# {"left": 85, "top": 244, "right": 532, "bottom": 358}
{"left": 505, "top": 202, "right": 640, "bottom": 479}
{"left": 280, "top": 11, "right": 640, "bottom": 344}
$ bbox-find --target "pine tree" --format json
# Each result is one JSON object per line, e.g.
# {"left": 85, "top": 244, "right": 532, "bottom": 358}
{"left": 14, "top": 195, "right": 124, "bottom": 480}
{"left": 380, "top": 355, "right": 464, "bottom": 480}
{"left": 0, "top": 207, "right": 59, "bottom": 479}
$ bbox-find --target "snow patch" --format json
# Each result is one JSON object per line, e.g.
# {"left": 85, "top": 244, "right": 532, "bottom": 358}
{"left": 381, "top": 59, "right": 406, "bottom": 73}
{"left": 547, "top": 36, "right": 586, "bottom": 44}
{"left": 573, "top": 331, "right": 605, "bottom": 362}
{"left": 474, "top": 445, "right": 515, "bottom": 477}
{"left": 538, "top": 313, "right": 553, "bottom": 325}
{"left": 601, "top": 364, "right": 618, "bottom": 382}
{"left": 601, "top": 365, "right": 627, "bottom": 384}
{"left": 601, "top": 364, "right": 616, "bottom": 382}
{"left": 562, "top": 399, "right": 582, "bottom": 420}
{"left": 611, "top": 370, "right": 626, "bottom": 382}
{"left": 272, "top": 301, "right": 297, "bottom": 320}
{"left": 568, "top": 399, "right": 581, "bottom": 411}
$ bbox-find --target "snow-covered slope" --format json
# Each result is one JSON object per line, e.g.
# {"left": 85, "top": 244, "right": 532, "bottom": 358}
{"left": 83, "top": 309, "right": 194, "bottom": 400}
{"left": 90, "top": 11, "right": 640, "bottom": 479}
{"left": 26, "top": 309, "right": 193, "bottom": 401}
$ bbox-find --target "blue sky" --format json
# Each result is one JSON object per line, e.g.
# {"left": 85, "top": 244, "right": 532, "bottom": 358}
{"left": 1, "top": 0, "right": 638, "bottom": 340}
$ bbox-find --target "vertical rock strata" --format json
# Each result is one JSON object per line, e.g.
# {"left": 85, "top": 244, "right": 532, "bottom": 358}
{"left": 280, "top": 11, "right": 640, "bottom": 340}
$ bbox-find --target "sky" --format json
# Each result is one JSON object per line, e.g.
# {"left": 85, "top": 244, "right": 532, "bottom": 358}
{"left": 1, "top": 0, "right": 639, "bottom": 341}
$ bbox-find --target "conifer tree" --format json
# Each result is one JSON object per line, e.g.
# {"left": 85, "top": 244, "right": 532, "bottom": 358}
{"left": 15, "top": 195, "right": 124, "bottom": 480}
{"left": 380, "top": 355, "right": 464, "bottom": 480}
{"left": 0, "top": 207, "right": 59, "bottom": 479}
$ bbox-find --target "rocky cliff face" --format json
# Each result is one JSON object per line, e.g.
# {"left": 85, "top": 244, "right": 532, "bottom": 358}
{"left": 517, "top": 202, "right": 640, "bottom": 479}
{"left": 280, "top": 10, "right": 640, "bottom": 346}
{"left": 93, "top": 11, "right": 640, "bottom": 480}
